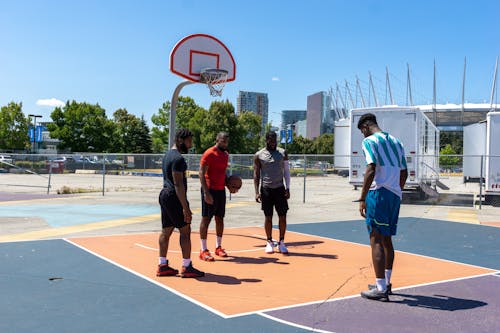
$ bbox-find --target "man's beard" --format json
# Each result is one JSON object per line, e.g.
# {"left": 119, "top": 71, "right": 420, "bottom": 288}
{"left": 217, "top": 144, "right": 227, "bottom": 152}
{"left": 266, "top": 144, "right": 276, "bottom": 151}
{"left": 178, "top": 143, "right": 189, "bottom": 154}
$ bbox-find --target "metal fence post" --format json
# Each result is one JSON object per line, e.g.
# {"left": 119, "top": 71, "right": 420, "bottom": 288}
{"left": 102, "top": 156, "right": 106, "bottom": 196}
{"left": 47, "top": 158, "right": 52, "bottom": 194}
{"left": 479, "top": 155, "right": 483, "bottom": 210}
{"left": 303, "top": 154, "right": 307, "bottom": 203}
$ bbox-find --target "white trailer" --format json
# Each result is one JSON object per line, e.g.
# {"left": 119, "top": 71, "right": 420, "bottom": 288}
{"left": 333, "top": 118, "right": 350, "bottom": 176}
{"left": 463, "top": 121, "right": 486, "bottom": 182}
{"left": 462, "top": 112, "right": 500, "bottom": 205}
{"left": 349, "top": 107, "right": 440, "bottom": 196}
{"left": 485, "top": 112, "right": 500, "bottom": 205}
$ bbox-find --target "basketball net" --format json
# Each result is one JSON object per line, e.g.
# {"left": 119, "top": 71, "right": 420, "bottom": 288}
{"left": 200, "top": 68, "right": 228, "bottom": 97}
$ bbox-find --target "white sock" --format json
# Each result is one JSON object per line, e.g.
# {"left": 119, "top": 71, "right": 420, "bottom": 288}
{"left": 159, "top": 257, "right": 167, "bottom": 265}
{"left": 216, "top": 236, "right": 222, "bottom": 248}
{"left": 182, "top": 258, "right": 191, "bottom": 267}
{"left": 385, "top": 269, "right": 392, "bottom": 285}
{"left": 376, "top": 278, "right": 387, "bottom": 292}
{"left": 201, "top": 239, "right": 207, "bottom": 251}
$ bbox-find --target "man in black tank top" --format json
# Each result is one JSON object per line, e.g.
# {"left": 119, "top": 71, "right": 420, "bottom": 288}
{"left": 156, "top": 128, "right": 204, "bottom": 278}
{"left": 253, "top": 131, "right": 291, "bottom": 255}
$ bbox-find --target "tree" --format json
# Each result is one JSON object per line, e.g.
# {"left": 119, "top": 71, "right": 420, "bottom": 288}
{"left": 199, "top": 100, "right": 239, "bottom": 152}
{"left": 235, "top": 111, "right": 262, "bottom": 153}
{"left": 440, "top": 144, "right": 461, "bottom": 167}
{"left": 150, "top": 97, "right": 206, "bottom": 153}
{"left": 440, "top": 132, "right": 463, "bottom": 154}
{"left": 48, "top": 101, "right": 114, "bottom": 152}
{"left": 136, "top": 116, "right": 153, "bottom": 153}
{"left": 0, "top": 102, "right": 31, "bottom": 151}
{"left": 151, "top": 101, "right": 170, "bottom": 153}
{"left": 285, "top": 135, "right": 315, "bottom": 154}
{"left": 314, "top": 133, "right": 334, "bottom": 154}
{"left": 112, "top": 109, "right": 152, "bottom": 153}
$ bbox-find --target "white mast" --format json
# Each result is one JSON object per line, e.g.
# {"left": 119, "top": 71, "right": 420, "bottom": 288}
{"left": 461, "top": 57, "right": 466, "bottom": 126}
{"left": 490, "top": 56, "right": 499, "bottom": 112}
{"left": 406, "top": 63, "right": 413, "bottom": 106}
{"left": 433, "top": 59, "right": 437, "bottom": 124}
{"left": 369, "top": 71, "right": 379, "bottom": 107}
{"left": 345, "top": 80, "right": 356, "bottom": 109}
{"left": 385, "top": 66, "right": 394, "bottom": 105}
{"left": 356, "top": 75, "right": 366, "bottom": 108}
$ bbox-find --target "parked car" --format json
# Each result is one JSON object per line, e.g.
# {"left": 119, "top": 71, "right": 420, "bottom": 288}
{"left": 0, "top": 154, "right": 13, "bottom": 164}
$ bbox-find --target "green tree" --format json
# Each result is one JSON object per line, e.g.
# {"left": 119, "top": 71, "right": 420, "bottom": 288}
{"left": 48, "top": 100, "right": 114, "bottom": 152}
{"left": 112, "top": 109, "right": 152, "bottom": 153}
{"left": 151, "top": 97, "right": 206, "bottom": 153}
{"left": 313, "top": 133, "right": 334, "bottom": 154}
{"left": 440, "top": 132, "right": 463, "bottom": 154}
{"left": 236, "top": 111, "right": 262, "bottom": 153}
{"left": 136, "top": 116, "right": 153, "bottom": 153}
{"left": 199, "top": 100, "right": 239, "bottom": 152}
{"left": 440, "top": 143, "right": 461, "bottom": 167}
{"left": 285, "top": 135, "right": 315, "bottom": 154}
{"left": 0, "top": 102, "right": 31, "bottom": 151}
{"left": 151, "top": 101, "right": 170, "bottom": 153}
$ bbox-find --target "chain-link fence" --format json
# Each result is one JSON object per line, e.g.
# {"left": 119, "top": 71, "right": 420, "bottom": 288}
{"left": 0, "top": 153, "right": 499, "bottom": 207}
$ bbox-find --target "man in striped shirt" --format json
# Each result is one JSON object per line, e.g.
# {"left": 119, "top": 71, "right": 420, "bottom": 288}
{"left": 356, "top": 113, "right": 408, "bottom": 302}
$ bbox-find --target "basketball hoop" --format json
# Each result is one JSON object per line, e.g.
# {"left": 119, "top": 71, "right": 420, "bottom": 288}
{"left": 200, "top": 68, "right": 228, "bottom": 97}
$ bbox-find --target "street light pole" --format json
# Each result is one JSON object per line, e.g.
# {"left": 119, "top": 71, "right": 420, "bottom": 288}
{"left": 28, "top": 114, "right": 42, "bottom": 153}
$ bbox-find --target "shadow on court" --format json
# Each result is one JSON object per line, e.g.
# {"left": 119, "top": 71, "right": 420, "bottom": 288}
{"left": 391, "top": 293, "right": 488, "bottom": 311}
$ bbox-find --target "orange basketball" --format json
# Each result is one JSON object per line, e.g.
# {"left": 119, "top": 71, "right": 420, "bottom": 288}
{"left": 227, "top": 175, "right": 242, "bottom": 193}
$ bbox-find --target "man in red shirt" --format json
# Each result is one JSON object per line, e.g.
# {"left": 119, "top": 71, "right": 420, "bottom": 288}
{"left": 199, "top": 132, "right": 234, "bottom": 261}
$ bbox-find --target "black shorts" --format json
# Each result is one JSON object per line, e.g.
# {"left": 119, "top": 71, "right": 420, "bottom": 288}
{"left": 201, "top": 188, "right": 226, "bottom": 219}
{"left": 261, "top": 186, "right": 288, "bottom": 217}
{"left": 159, "top": 188, "right": 189, "bottom": 229}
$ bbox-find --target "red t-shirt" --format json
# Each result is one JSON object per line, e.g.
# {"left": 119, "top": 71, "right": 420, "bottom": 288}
{"left": 200, "top": 146, "right": 229, "bottom": 190}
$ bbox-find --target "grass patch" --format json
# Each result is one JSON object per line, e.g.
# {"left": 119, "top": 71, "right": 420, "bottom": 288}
{"left": 57, "top": 186, "right": 101, "bottom": 194}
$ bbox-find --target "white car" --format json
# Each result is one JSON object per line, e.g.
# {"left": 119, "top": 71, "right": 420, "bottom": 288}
{"left": 0, "top": 154, "right": 13, "bottom": 165}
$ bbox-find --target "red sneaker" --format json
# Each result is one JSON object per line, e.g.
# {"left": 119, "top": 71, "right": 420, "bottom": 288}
{"left": 215, "top": 246, "right": 228, "bottom": 257}
{"left": 199, "top": 249, "right": 215, "bottom": 261}
{"left": 156, "top": 264, "right": 179, "bottom": 277}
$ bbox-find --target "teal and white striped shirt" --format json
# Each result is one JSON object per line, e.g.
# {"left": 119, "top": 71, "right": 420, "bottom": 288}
{"left": 361, "top": 131, "right": 407, "bottom": 198}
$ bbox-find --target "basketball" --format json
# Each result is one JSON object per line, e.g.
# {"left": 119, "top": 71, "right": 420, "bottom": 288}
{"left": 226, "top": 175, "right": 242, "bottom": 193}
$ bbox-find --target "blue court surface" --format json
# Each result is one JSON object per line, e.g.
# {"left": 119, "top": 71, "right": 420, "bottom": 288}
{"left": 1, "top": 217, "right": 499, "bottom": 333}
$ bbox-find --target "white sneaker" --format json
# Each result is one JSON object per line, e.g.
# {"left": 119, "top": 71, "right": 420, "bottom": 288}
{"left": 265, "top": 241, "right": 275, "bottom": 254}
{"left": 278, "top": 241, "right": 288, "bottom": 254}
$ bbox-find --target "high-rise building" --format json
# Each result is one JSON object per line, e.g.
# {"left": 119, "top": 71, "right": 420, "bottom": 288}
{"left": 306, "top": 91, "right": 334, "bottom": 139}
{"left": 281, "top": 110, "right": 306, "bottom": 130}
{"left": 237, "top": 91, "right": 269, "bottom": 132}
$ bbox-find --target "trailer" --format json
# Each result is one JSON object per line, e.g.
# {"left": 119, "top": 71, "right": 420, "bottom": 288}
{"left": 463, "top": 112, "right": 500, "bottom": 205}
{"left": 333, "top": 118, "right": 350, "bottom": 176}
{"left": 463, "top": 121, "right": 486, "bottom": 182}
{"left": 349, "top": 107, "right": 440, "bottom": 197}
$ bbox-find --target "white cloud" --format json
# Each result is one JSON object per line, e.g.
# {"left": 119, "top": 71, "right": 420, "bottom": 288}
{"left": 36, "top": 98, "right": 64, "bottom": 107}
{"left": 271, "top": 77, "right": 280, "bottom": 81}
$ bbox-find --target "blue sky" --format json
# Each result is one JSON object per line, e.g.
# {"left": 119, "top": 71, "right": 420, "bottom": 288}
{"left": 1, "top": 0, "right": 499, "bottom": 127}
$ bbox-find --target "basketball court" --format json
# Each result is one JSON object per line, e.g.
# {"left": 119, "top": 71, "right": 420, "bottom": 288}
{"left": 1, "top": 217, "right": 499, "bottom": 333}
{"left": 1, "top": 34, "right": 500, "bottom": 332}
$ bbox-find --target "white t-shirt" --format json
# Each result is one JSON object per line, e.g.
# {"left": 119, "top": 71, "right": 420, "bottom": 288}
{"left": 361, "top": 131, "right": 407, "bottom": 198}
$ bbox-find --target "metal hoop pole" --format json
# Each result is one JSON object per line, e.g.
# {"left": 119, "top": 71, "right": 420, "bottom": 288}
{"left": 169, "top": 80, "right": 195, "bottom": 149}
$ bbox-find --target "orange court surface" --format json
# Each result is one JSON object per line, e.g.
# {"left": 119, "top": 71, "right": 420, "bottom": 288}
{"left": 68, "top": 226, "right": 494, "bottom": 317}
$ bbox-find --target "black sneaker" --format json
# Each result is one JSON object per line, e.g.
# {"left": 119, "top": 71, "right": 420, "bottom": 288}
{"left": 361, "top": 288, "right": 389, "bottom": 302}
{"left": 180, "top": 263, "right": 205, "bottom": 278}
{"left": 156, "top": 263, "right": 179, "bottom": 277}
{"left": 368, "top": 283, "right": 392, "bottom": 294}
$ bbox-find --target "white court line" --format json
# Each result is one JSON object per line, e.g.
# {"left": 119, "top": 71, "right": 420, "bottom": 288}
{"left": 258, "top": 312, "right": 335, "bottom": 333}
{"left": 134, "top": 242, "right": 261, "bottom": 254}
{"left": 288, "top": 228, "right": 500, "bottom": 272}
{"left": 64, "top": 238, "right": 230, "bottom": 319}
